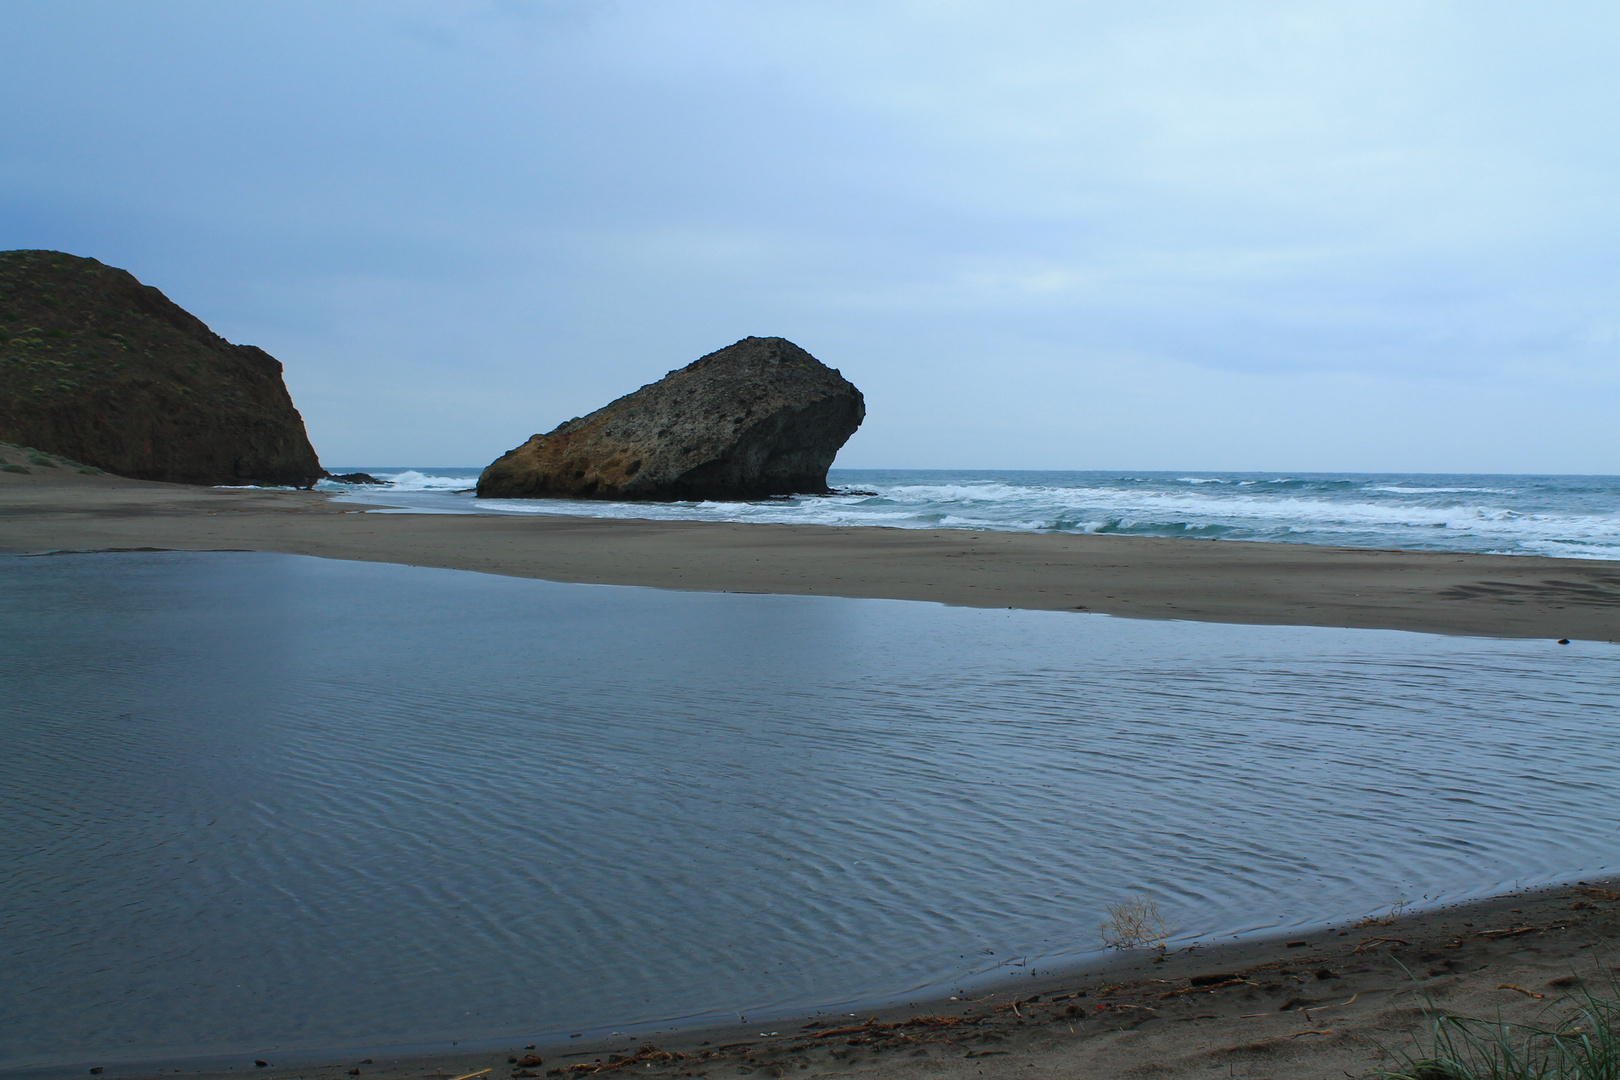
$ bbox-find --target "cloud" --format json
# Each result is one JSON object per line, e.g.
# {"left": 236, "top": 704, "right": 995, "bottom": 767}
{"left": 2, "top": 1, "right": 1617, "bottom": 470}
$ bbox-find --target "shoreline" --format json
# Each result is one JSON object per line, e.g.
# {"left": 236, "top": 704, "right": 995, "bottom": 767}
{"left": 1, "top": 470, "right": 1617, "bottom": 640}
{"left": 13, "top": 877, "right": 1619, "bottom": 1080}
{"left": 6, "top": 469, "right": 1620, "bottom": 1077}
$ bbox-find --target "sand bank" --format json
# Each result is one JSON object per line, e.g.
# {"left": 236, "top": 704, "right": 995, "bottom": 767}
{"left": 2, "top": 468, "right": 1616, "bottom": 640}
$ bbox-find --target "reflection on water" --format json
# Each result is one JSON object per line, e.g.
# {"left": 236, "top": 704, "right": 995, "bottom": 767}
{"left": 2, "top": 552, "right": 1616, "bottom": 1067}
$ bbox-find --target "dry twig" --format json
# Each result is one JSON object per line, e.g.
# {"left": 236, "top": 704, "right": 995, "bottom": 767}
{"left": 1572, "top": 886, "right": 1620, "bottom": 902}
{"left": 1101, "top": 896, "right": 1176, "bottom": 950}
{"left": 1158, "top": 979, "right": 1258, "bottom": 998}
{"left": 1498, "top": 983, "right": 1546, "bottom": 999}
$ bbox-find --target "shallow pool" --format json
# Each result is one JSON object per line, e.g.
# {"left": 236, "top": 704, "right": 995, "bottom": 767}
{"left": 2, "top": 552, "right": 1615, "bottom": 1067}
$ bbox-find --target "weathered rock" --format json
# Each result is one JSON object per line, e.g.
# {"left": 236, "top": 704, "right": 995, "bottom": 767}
{"left": 477, "top": 336, "right": 863, "bottom": 501}
{"left": 0, "top": 250, "right": 323, "bottom": 486}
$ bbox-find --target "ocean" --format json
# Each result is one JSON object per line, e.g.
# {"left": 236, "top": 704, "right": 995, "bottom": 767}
{"left": 318, "top": 468, "right": 1620, "bottom": 560}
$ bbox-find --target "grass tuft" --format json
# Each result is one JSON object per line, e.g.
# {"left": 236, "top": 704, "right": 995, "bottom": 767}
{"left": 2, "top": 464, "right": 30, "bottom": 474}
{"left": 1375, "top": 973, "right": 1620, "bottom": 1080}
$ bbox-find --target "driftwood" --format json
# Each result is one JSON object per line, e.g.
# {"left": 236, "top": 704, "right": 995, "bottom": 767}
{"left": 1158, "top": 978, "right": 1258, "bottom": 998}
{"left": 814, "top": 1020, "right": 887, "bottom": 1039}
{"left": 560, "top": 1045, "right": 688, "bottom": 1075}
{"left": 813, "top": 1015, "right": 971, "bottom": 1040}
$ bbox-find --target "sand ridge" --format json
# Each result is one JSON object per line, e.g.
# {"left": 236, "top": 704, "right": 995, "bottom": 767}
{"left": 2, "top": 467, "right": 1617, "bottom": 641}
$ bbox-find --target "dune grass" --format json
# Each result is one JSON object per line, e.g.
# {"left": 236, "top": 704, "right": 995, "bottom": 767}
{"left": 1375, "top": 973, "right": 1620, "bottom": 1080}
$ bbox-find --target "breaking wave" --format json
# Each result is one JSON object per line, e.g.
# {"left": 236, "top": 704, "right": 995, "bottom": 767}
{"left": 320, "top": 468, "right": 1620, "bottom": 560}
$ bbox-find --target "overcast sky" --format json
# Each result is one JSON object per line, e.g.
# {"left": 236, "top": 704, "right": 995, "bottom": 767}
{"left": 3, "top": 2, "right": 1618, "bottom": 473}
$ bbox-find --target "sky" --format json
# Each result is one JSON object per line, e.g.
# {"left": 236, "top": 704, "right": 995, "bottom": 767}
{"left": 2, "top": 1, "right": 1618, "bottom": 474}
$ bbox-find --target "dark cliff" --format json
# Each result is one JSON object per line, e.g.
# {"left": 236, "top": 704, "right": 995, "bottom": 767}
{"left": 477, "top": 336, "right": 863, "bottom": 501}
{"left": 0, "top": 250, "right": 323, "bottom": 486}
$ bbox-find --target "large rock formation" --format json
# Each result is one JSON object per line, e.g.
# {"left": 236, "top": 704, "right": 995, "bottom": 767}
{"left": 0, "top": 250, "right": 323, "bottom": 486}
{"left": 478, "top": 336, "right": 863, "bottom": 501}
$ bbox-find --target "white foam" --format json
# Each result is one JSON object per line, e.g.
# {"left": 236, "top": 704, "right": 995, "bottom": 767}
{"left": 330, "top": 471, "right": 1620, "bottom": 560}
{"left": 1368, "top": 485, "right": 1516, "bottom": 496}
{"left": 377, "top": 470, "right": 470, "bottom": 491}
{"left": 881, "top": 483, "right": 1038, "bottom": 503}
{"left": 318, "top": 471, "right": 476, "bottom": 492}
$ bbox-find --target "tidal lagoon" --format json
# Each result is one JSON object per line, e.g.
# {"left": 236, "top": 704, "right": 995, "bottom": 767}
{"left": 4, "top": 551, "right": 1616, "bottom": 1069}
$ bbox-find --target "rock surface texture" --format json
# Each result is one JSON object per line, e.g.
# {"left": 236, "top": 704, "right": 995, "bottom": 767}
{"left": 477, "top": 337, "right": 863, "bottom": 501}
{"left": 0, "top": 250, "right": 323, "bottom": 486}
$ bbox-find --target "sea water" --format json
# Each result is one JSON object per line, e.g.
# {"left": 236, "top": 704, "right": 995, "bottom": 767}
{"left": 317, "top": 468, "right": 1620, "bottom": 560}
{"left": 3, "top": 551, "right": 1617, "bottom": 1068}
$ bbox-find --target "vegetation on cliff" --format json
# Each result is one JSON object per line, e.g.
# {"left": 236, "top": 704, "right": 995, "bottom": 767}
{"left": 0, "top": 250, "right": 322, "bottom": 486}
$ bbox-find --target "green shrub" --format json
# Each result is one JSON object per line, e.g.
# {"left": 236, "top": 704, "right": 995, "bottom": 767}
{"left": 28, "top": 454, "right": 57, "bottom": 467}
{"left": 2, "top": 464, "right": 30, "bottom": 474}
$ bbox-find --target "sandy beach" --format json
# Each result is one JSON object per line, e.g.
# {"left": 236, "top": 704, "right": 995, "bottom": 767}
{"left": 12, "top": 4, "right": 1620, "bottom": 1076}
{"left": 6, "top": 463, "right": 1620, "bottom": 1080}
{"left": 1, "top": 466, "right": 1616, "bottom": 641}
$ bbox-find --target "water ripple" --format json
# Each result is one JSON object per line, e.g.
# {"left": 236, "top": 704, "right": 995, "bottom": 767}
{"left": 2, "top": 551, "right": 1617, "bottom": 1067}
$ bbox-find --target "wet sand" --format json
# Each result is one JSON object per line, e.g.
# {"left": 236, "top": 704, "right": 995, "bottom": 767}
{"left": 1, "top": 465, "right": 1617, "bottom": 640}
{"left": 40, "top": 881, "right": 1620, "bottom": 1080}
